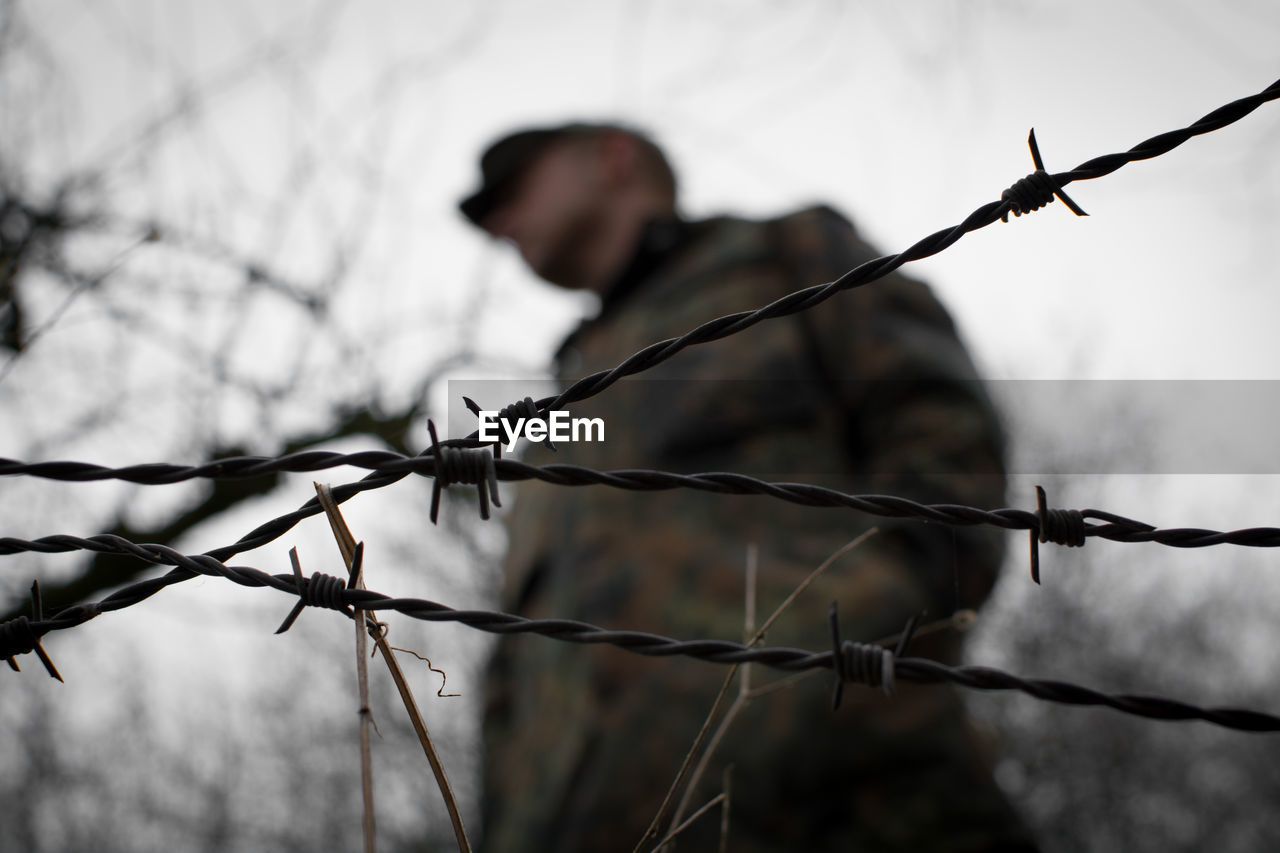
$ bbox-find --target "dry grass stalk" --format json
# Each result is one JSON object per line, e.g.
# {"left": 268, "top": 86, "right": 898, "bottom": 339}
{"left": 641, "top": 529, "right": 879, "bottom": 852}
{"left": 312, "top": 483, "right": 379, "bottom": 853}
{"left": 647, "top": 792, "right": 727, "bottom": 853}
{"left": 313, "top": 483, "right": 472, "bottom": 853}
{"left": 718, "top": 765, "right": 732, "bottom": 853}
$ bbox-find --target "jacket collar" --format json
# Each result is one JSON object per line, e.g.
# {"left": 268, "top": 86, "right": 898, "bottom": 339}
{"left": 554, "top": 215, "right": 695, "bottom": 364}
{"left": 597, "top": 215, "right": 692, "bottom": 315}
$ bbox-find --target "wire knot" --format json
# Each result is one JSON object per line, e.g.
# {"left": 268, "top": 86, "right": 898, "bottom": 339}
{"left": 275, "top": 547, "right": 356, "bottom": 634}
{"left": 300, "top": 572, "right": 348, "bottom": 610}
{"left": 0, "top": 616, "right": 39, "bottom": 661}
{"left": 1000, "top": 129, "right": 1088, "bottom": 223}
{"left": 829, "top": 601, "right": 907, "bottom": 709}
{"left": 427, "top": 420, "right": 501, "bottom": 524}
{"left": 1028, "top": 484, "right": 1087, "bottom": 584}
{"left": 1001, "top": 170, "right": 1059, "bottom": 219}
{"left": 3, "top": 581, "right": 63, "bottom": 680}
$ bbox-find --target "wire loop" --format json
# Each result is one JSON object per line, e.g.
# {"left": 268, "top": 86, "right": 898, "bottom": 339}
{"left": 1001, "top": 169, "right": 1059, "bottom": 219}
{"left": 829, "top": 602, "right": 896, "bottom": 710}
{"left": 275, "top": 547, "right": 354, "bottom": 634}
{"left": 2, "top": 581, "right": 63, "bottom": 680}
{"left": 1, "top": 616, "right": 38, "bottom": 665}
{"left": 1029, "top": 485, "right": 1088, "bottom": 583}
{"left": 1000, "top": 128, "right": 1089, "bottom": 222}
{"left": 427, "top": 420, "right": 501, "bottom": 523}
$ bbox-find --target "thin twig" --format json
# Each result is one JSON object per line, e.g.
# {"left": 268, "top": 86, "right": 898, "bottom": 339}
{"left": 314, "top": 483, "right": 472, "bottom": 853}
{"left": 742, "top": 544, "right": 757, "bottom": 694}
{"left": 313, "top": 483, "right": 378, "bottom": 853}
{"left": 644, "top": 530, "right": 877, "bottom": 851}
{"left": 719, "top": 765, "right": 732, "bottom": 853}
{"left": 638, "top": 544, "right": 757, "bottom": 853}
{"left": 665, "top": 542, "right": 762, "bottom": 838}
{"left": 634, "top": 658, "right": 739, "bottom": 852}
{"left": 748, "top": 531, "right": 878, "bottom": 647}
{"left": 647, "top": 793, "right": 727, "bottom": 853}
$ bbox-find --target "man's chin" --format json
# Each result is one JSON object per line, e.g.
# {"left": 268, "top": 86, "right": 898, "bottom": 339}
{"left": 530, "top": 258, "right": 591, "bottom": 291}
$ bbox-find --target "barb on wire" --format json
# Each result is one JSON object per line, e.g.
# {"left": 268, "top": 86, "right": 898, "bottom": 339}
{"left": 274, "top": 545, "right": 358, "bottom": 634}
{"left": 426, "top": 420, "right": 500, "bottom": 524}
{"left": 1030, "top": 485, "right": 1087, "bottom": 583}
{"left": 829, "top": 601, "right": 897, "bottom": 708}
{"left": 1000, "top": 129, "right": 1088, "bottom": 221}
{"left": 828, "top": 604, "right": 925, "bottom": 710}
{"left": 1, "top": 580, "right": 62, "bottom": 681}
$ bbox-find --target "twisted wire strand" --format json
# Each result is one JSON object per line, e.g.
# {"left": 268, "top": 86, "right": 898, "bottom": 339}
{"left": 494, "top": 78, "right": 1277, "bottom": 418}
{"left": 5, "top": 452, "right": 1280, "bottom": 551}
{"left": 2, "top": 80, "right": 1279, "bottom": 736}
{"left": 4, "top": 541, "right": 1276, "bottom": 733}
{"left": 3, "top": 78, "right": 1277, "bottom": 571}
{"left": 441, "top": 81, "right": 1280, "bottom": 441}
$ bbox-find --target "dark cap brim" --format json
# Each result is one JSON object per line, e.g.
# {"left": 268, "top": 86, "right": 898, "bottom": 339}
{"left": 458, "top": 123, "right": 614, "bottom": 227}
{"left": 459, "top": 185, "right": 502, "bottom": 226}
{"left": 458, "top": 128, "right": 568, "bottom": 226}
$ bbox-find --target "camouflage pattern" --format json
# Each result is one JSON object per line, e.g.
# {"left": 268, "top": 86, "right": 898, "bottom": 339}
{"left": 480, "top": 206, "right": 1038, "bottom": 852}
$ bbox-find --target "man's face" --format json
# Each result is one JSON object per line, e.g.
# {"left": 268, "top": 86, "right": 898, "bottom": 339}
{"left": 481, "top": 140, "right": 607, "bottom": 290}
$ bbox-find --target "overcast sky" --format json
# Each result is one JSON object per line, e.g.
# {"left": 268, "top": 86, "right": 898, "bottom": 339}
{"left": 13, "top": 0, "right": 1280, "bottom": 391}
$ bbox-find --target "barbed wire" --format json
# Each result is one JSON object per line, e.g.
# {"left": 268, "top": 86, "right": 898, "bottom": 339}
{"left": 4, "top": 77, "right": 1278, "bottom": 579}
{"left": 3, "top": 79, "right": 1280, "bottom": 747}
{"left": 479, "top": 77, "right": 1280, "bottom": 421}
{"left": 6, "top": 451, "right": 1280, "bottom": 556}
{"left": 0, "top": 536, "right": 1275, "bottom": 732}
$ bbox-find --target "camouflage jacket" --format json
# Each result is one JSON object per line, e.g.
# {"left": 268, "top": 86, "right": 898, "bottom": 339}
{"left": 481, "top": 206, "right": 1035, "bottom": 852}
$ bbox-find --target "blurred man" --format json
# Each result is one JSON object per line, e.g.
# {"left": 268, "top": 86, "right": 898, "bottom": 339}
{"left": 460, "top": 122, "right": 1038, "bottom": 852}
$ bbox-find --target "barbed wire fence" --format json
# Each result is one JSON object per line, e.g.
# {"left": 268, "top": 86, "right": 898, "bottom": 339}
{"left": 4, "top": 76, "right": 1280, "bottom": 847}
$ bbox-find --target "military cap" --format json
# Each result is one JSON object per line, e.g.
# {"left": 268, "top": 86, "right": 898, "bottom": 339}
{"left": 459, "top": 122, "right": 627, "bottom": 226}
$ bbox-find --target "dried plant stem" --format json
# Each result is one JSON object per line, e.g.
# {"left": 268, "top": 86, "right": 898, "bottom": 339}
{"left": 314, "top": 483, "right": 472, "bottom": 853}
{"left": 634, "top": 663, "right": 739, "bottom": 852}
{"left": 635, "top": 544, "right": 758, "bottom": 853}
{"left": 314, "top": 483, "right": 379, "bottom": 853}
{"left": 366, "top": 623, "right": 471, "bottom": 852}
{"left": 641, "top": 530, "right": 878, "bottom": 852}
{"left": 719, "top": 766, "right": 732, "bottom": 853}
{"left": 647, "top": 792, "right": 727, "bottom": 853}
